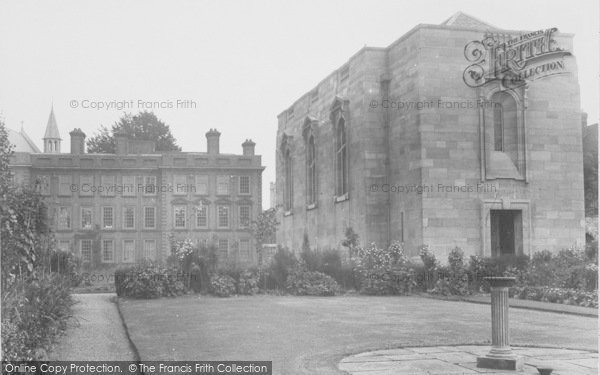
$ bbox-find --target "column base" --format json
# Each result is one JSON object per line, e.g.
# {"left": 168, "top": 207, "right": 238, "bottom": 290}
{"left": 477, "top": 355, "right": 524, "bottom": 371}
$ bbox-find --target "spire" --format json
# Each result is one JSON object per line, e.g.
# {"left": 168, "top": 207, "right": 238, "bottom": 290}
{"left": 43, "top": 106, "right": 62, "bottom": 153}
{"left": 43, "top": 106, "right": 61, "bottom": 140}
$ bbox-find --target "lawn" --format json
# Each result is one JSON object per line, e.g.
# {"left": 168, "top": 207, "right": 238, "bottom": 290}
{"left": 118, "top": 295, "right": 597, "bottom": 374}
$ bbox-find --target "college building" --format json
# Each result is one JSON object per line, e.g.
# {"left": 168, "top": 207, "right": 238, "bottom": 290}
{"left": 8, "top": 109, "right": 264, "bottom": 266}
{"left": 275, "top": 12, "right": 585, "bottom": 259}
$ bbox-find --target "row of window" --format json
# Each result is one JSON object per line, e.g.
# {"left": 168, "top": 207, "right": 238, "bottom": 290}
{"left": 283, "top": 118, "right": 348, "bottom": 211}
{"left": 173, "top": 205, "right": 251, "bottom": 229}
{"left": 57, "top": 238, "right": 252, "bottom": 263}
{"left": 57, "top": 238, "right": 157, "bottom": 263}
{"left": 36, "top": 175, "right": 252, "bottom": 197}
{"left": 55, "top": 204, "right": 251, "bottom": 231}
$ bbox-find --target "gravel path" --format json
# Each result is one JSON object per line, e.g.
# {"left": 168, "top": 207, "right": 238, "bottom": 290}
{"left": 49, "top": 293, "right": 136, "bottom": 360}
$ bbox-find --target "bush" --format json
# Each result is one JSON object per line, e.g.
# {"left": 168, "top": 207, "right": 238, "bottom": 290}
{"left": 115, "top": 263, "right": 187, "bottom": 299}
{"left": 360, "top": 267, "right": 416, "bottom": 295}
{"left": 238, "top": 268, "right": 260, "bottom": 295}
{"left": 1, "top": 274, "right": 74, "bottom": 360}
{"left": 265, "top": 247, "right": 297, "bottom": 289}
{"left": 467, "top": 254, "right": 530, "bottom": 292}
{"left": 209, "top": 274, "right": 236, "bottom": 297}
{"left": 352, "top": 242, "right": 416, "bottom": 295}
{"left": 522, "top": 248, "right": 594, "bottom": 290}
{"left": 50, "top": 251, "right": 83, "bottom": 287}
{"left": 427, "top": 248, "right": 470, "bottom": 296}
{"left": 286, "top": 265, "right": 340, "bottom": 296}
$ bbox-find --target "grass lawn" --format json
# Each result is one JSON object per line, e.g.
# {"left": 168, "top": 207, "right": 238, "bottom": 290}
{"left": 118, "top": 295, "right": 597, "bottom": 374}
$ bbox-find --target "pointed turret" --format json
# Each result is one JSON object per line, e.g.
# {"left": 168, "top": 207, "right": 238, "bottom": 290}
{"left": 43, "top": 106, "right": 62, "bottom": 153}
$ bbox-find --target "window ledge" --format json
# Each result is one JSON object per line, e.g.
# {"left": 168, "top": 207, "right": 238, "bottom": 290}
{"left": 306, "top": 203, "right": 318, "bottom": 210}
{"left": 334, "top": 193, "right": 349, "bottom": 203}
{"left": 283, "top": 210, "right": 293, "bottom": 217}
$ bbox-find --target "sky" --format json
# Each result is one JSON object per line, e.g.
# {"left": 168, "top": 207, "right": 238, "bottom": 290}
{"left": 0, "top": 0, "right": 598, "bottom": 205}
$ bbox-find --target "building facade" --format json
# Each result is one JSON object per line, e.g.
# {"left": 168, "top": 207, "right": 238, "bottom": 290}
{"left": 275, "top": 12, "right": 585, "bottom": 260}
{"left": 9, "top": 111, "right": 264, "bottom": 266}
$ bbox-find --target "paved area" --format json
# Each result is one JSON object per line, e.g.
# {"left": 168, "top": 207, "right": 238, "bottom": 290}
{"left": 339, "top": 345, "right": 598, "bottom": 375}
{"left": 49, "top": 293, "right": 136, "bottom": 360}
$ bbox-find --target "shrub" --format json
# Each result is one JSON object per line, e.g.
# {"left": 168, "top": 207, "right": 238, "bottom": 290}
{"left": 115, "top": 263, "right": 187, "bottom": 299}
{"left": 446, "top": 247, "right": 469, "bottom": 295}
{"left": 361, "top": 267, "right": 416, "bottom": 295}
{"left": 352, "top": 242, "right": 416, "bottom": 295}
{"left": 209, "top": 274, "right": 236, "bottom": 297}
{"left": 1, "top": 274, "right": 74, "bottom": 360}
{"left": 467, "top": 254, "right": 530, "bottom": 292}
{"left": 286, "top": 264, "right": 340, "bottom": 296}
{"left": 424, "top": 248, "right": 470, "bottom": 296}
{"left": 169, "top": 238, "right": 218, "bottom": 291}
{"left": 50, "top": 251, "right": 83, "bottom": 287}
{"left": 523, "top": 248, "right": 592, "bottom": 290}
{"left": 238, "top": 268, "right": 260, "bottom": 295}
{"left": 417, "top": 245, "right": 439, "bottom": 290}
{"left": 266, "top": 247, "right": 297, "bottom": 289}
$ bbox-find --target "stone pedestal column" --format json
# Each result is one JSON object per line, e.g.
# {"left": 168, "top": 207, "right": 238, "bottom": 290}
{"left": 477, "top": 277, "right": 524, "bottom": 371}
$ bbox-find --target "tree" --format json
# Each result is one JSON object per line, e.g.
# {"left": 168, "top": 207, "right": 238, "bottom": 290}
{"left": 87, "top": 111, "right": 181, "bottom": 153}
{"left": 0, "top": 119, "right": 52, "bottom": 286}
{"left": 250, "top": 208, "right": 279, "bottom": 263}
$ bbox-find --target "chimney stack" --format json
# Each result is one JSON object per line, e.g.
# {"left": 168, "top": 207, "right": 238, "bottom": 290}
{"left": 69, "top": 128, "right": 86, "bottom": 154}
{"left": 206, "top": 128, "right": 221, "bottom": 154}
{"left": 242, "top": 139, "right": 256, "bottom": 156}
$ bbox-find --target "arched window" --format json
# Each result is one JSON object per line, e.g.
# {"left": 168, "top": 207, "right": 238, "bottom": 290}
{"left": 306, "top": 135, "right": 317, "bottom": 205}
{"left": 284, "top": 149, "right": 293, "bottom": 211}
{"left": 491, "top": 92, "right": 518, "bottom": 159}
{"left": 493, "top": 103, "right": 504, "bottom": 151}
{"left": 336, "top": 119, "right": 347, "bottom": 197}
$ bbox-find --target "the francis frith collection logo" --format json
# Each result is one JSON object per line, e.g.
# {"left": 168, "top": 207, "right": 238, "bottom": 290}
{"left": 463, "top": 27, "right": 572, "bottom": 89}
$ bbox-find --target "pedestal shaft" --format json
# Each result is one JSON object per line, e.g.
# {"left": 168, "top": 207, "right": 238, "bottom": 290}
{"left": 491, "top": 286, "right": 510, "bottom": 352}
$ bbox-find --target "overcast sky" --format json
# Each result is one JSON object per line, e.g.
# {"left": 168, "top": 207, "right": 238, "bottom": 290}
{"left": 1, "top": 0, "right": 598, "bottom": 205}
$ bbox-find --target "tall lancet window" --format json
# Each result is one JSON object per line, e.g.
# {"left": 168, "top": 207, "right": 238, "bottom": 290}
{"left": 336, "top": 119, "right": 348, "bottom": 197}
{"left": 491, "top": 91, "right": 518, "bottom": 160}
{"left": 493, "top": 103, "right": 504, "bottom": 151}
{"left": 284, "top": 149, "right": 293, "bottom": 211}
{"left": 306, "top": 135, "right": 317, "bottom": 205}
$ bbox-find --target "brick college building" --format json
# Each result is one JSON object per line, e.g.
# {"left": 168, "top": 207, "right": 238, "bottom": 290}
{"left": 275, "top": 12, "right": 585, "bottom": 259}
{"left": 8, "top": 110, "right": 264, "bottom": 266}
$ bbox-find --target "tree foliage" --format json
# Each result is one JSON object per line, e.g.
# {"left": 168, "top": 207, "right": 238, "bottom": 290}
{"left": 0, "top": 120, "right": 53, "bottom": 287}
{"left": 87, "top": 111, "right": 181, "bottom": 153}
{"left": 250, "top": 208, "right": 279, "bottom": 246}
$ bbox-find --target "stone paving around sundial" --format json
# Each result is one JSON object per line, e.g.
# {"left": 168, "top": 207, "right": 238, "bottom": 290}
{"left": 338, "top": 345, "right": 598, "bottom": 375}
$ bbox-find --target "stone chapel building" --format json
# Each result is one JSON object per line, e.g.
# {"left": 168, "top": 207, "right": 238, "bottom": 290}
{"left": 275, "top": 12, "right": 585, "bottom": 259}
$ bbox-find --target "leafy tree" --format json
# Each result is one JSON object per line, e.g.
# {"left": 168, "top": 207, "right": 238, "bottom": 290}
{"left": 251, "top": 208, "right": 278, "bottom": 246}
{"left": 250, "top": 208, "right": 279, "bottom": 264}
{"left": 87, "top": 111, "right": 181, "bottom": 153}
{"left": 0, "top": 119, "right": 52, "bottom": 287}
{"left": 0, "top": 117, "right": 13, "bottom": 191}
